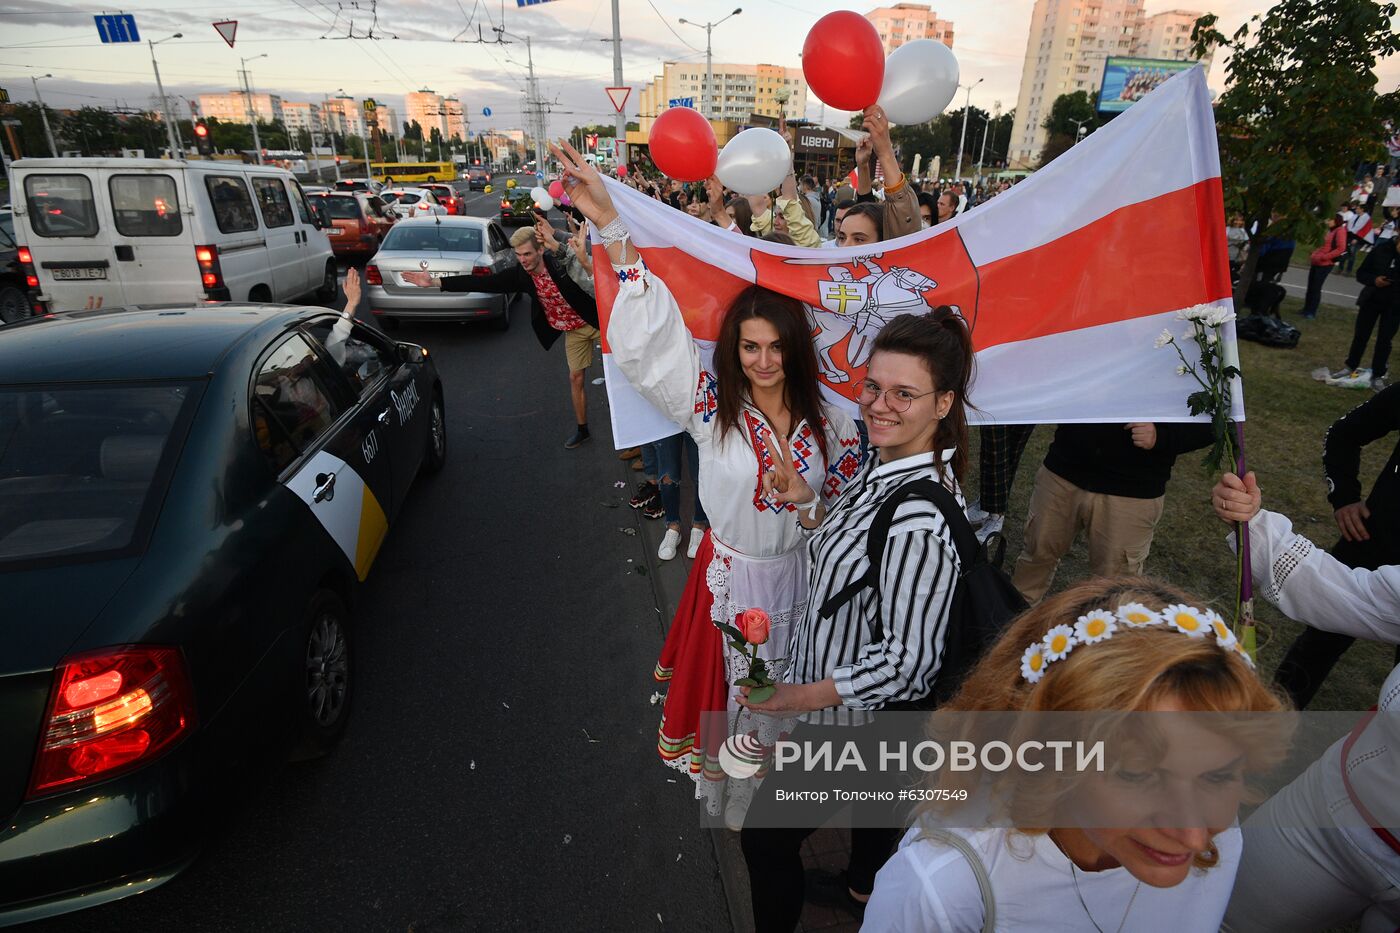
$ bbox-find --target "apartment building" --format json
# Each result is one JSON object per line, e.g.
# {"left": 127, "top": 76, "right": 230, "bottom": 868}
{"left": 864, "top": 3, "right": 955, "bottom": 54}
{"left": 197, "top": 91, "right": 284, "bottom": 125}
{"left": 280, "top": 102, "right": 322, "bottom": 137}
{"left": 637, "top": 61, "right": 808, "bottom": 131}
{"left": 321, "top": 96, "right": 366, "bottom": 138}
{"left": 1133, "top": 9, "right": 1213, "bottom": 67}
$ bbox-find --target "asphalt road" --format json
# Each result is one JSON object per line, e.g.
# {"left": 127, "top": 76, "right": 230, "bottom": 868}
{"left": 26, "top": 174, "right": 732, "bottom": 932}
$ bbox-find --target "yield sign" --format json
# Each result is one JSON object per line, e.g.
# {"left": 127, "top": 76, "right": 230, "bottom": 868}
{"left": 605, "top": 86, "right": 631, "bottom": 114}
{"left": 212, "top": 20, "right": 237, "bottom": 48}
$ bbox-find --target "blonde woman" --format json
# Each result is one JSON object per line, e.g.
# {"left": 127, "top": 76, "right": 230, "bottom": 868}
{"left": 864, "top": 577, "right": 1289, "bottom": 932}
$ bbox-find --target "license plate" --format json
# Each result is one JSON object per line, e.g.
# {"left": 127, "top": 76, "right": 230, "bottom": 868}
{"left": 51, "top": 267, "right": 107, "bottom": 280}
{"left": 427, "top": 270, "right": 455, "bottom": 279}
{"left": 327, "top": 228, "right": 343, "bottom": 236}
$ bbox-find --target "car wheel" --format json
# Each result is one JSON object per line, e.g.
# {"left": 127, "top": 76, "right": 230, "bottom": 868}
{"left": 0, "top": 284, "right": 28, "bottom": 325}
{"left": 315, "top": 260, "right": 338, "bottom": 302}
{"left": 491, "top": 296, "right": 511, "bottom": 332}
{"left": 422, "top": 389, "right": 447, "bottom": 474}
{"left": 426, "top": 175, "right": 436, "bottom": 183}
{"left": 249, "top": 285, "right": 272, "bottom": 303}
{"left": 293, "top": 589, "right": 352, "bottom": 758}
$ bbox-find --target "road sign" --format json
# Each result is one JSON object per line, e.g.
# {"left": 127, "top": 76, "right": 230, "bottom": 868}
{"left": 212, "top": 20, "right": 237, "bottom": 48}
{"left": 605, "top": 87, "right": 631, "bottom": 114}
{"left": 363, "top": 99, "right": 377, "bottom": 113}
{"left": 482, "top": 106, "right": 492, "bottom": 117}
{"left": 94, "top": 13, "right": 140, "bottom": 43}
{"left": 667, "top": 97, "right": 694, "bottom": 109}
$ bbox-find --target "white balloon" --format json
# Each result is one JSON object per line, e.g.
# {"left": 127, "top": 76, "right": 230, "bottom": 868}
{"left": 530, "top": 186, "right": 553, "bottom": 210}
{"left": 715, "top": 128, "right": 792, "bottom": 196}
{"left": 877, "top": 39, "right": 959, "bottom": 125}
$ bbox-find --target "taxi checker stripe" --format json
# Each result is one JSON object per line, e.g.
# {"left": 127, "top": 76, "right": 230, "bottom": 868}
{"left": 590, "top": 66, "right": 1242, "bottom": 448}
{"left": 285, "top": 450, "right": 389, "bottom": 582}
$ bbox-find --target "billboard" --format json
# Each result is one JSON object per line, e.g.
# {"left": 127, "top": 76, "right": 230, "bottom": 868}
{"left": 1097, "top": 57, "right": 1199, "bottom": 113}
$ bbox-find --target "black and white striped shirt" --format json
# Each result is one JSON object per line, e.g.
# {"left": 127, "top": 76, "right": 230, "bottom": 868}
{"left": 787, "top": 450, "right": 962, "bottom": 722}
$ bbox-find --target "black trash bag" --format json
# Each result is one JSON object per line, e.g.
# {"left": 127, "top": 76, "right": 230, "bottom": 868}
{"left": 1236, "top": 313, "right": 1301, "bottom": 349}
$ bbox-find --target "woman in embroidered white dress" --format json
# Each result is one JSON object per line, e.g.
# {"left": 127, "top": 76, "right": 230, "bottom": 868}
{"left": 862, "top": 577, "right": 1288, "bottom": 932}
{"left": 548, "top": 141, "right": 864, "bottom": 816}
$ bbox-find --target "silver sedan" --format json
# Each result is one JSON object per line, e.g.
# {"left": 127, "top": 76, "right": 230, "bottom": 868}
{"left": 364, "top": 216, "right": 517, "bottom": 330}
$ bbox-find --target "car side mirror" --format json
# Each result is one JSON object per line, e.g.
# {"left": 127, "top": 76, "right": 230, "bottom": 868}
{"left": 397, "top": 342, "right": 418, "bottom": 363}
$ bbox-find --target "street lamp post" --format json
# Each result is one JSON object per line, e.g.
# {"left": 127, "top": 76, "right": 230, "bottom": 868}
{"left": 30, "top": 74, "right": 58, "bottom": 157}
{"left": 953, "top": 77, "right": 983, "bottom": 182}
{"left": 679, "top": 8, "right": 742, "bottom": 121}
{"left": 148, "top": 36, "right": 184, "bottom": 159}
{"left": 976, "top": 101, "right": 1000, "bottom": 179}
{"left": 1070, "top": 116, "right": 1091, "bottom": 144}
{"left": 240, "top": 53, "right": 268, "bottom": 164}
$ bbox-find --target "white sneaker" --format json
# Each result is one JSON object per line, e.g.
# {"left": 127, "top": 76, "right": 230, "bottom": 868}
{"left": 975, "top": 513, "right": 1004, "bottom": 543}
{"left": 687, "top": 527, "right": 706, "bottom": 559}
{"left": 1327, "top": 368, "right": 1373, "bottom": 389}
{"left": 724, "top": 777, "right": 754, "bottom": 832}
{"left": 658, "top": 528, "right": 681, "bottom": 561}
{"left": 964, "top": 499, "right": 990, "bottom": 527}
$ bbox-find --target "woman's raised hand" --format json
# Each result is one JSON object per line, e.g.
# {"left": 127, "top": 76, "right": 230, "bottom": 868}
{"left": 761, "top": 431, "right": 818, "bottom": 508}
{"left": 549, "top": 139, "right": 616, "bottom": 228}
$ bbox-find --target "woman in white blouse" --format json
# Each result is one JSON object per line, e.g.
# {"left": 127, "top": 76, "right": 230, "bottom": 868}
{"left": 548, "top": 142, "right": 864, "bottom": 821}
{"left": 1213, "top": 471, "right": 1400, "bottom": 933}
{"left": 738, "top": 311, "right": 974, "bottom": 931}
{"left": 862, "top": 576, "right": 1287, "bottom": 933}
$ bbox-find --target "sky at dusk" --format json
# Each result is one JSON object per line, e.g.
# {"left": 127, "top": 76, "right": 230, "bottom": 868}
{"left": 1, "top": 0, "right": 1397, "bottom": 137}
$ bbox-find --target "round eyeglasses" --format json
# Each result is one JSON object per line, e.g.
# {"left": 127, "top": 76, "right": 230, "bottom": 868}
{"left": 857, "top": 380, "right": 936, "bottom": 413}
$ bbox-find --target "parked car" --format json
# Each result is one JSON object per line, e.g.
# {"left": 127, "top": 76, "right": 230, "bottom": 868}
{"left": 0, "top": 302, "right": 445, "bottom": 923}
{"left": 8, "top": 158, "right": 337, "bottom": 311}
{"left": 364, "top": 215, "right": 515, "bottom": 330}
{"left": 301, "top": 185, "right": 331, "bottom": 196}
{"left": 0, "top": 208, "right": 33, "bottom": 325}
{"left": 333, "top": 177, "right": 384, "bottom": 196}
{"left": 379, "top": 188, "right": 448, "bottom": 220}
{"left": 466, "top": 169, "right": 490, "bottom": 191}
{"left": 499, "top": 190, "right": 540, "bottom": 228}
{"left": 309, "top": 191, "right": 396, "bottom": 263}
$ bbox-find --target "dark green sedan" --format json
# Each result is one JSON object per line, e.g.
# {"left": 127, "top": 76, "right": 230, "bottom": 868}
{"left": 0, "top": 304, "right": 445, "bottom": 923}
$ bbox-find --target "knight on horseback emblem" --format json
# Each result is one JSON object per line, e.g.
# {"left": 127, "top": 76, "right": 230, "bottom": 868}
{"left": 807, "top": 256, "right": 943, "bottom": 383}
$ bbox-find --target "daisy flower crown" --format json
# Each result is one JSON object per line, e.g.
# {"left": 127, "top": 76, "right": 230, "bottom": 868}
{"left": 1019, "top": 603, "right": 1255, "bottom": 684}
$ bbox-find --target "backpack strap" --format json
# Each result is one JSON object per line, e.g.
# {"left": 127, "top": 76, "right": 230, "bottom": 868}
{"left": 923, "top": 829, "right": 996, "bottom": 932}
{"left": 816, "top": 475, "right": 978, "bottom": 631}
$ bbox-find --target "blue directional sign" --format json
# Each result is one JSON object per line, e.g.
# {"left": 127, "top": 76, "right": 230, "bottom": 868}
{"left": 515, "top": 0, "right": 558, "bottom": 6}
{"left": 668, "top": 97, "right": 694, "bottom": 109}
{"left": 482, "top": 106, "right": 492, "bottom": 117}
{"left": 94, "top": 13, "right": 140, "bottom": 43}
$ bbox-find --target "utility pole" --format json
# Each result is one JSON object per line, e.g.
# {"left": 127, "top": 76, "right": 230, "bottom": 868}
{"left": 323, "top": 94, "right": 341, "bottom": 180}
{"left": 610, "top": 0, "right": 627, "bottom": 164}
{"left": 148, "top": 37, "right": 184, "bottom": 159}
{"left": 240, "top": 53, "right": 268, "bottom": 164}
{"left": 977, "top": 100, "right": 1000, "bottom": 178}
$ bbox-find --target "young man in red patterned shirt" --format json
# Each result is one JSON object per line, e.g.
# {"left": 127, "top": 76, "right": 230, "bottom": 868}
{"left": 404, "top": 224, "right": 601, "bottom": 448}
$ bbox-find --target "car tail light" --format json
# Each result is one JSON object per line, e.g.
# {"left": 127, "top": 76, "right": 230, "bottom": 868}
{"left": 27, "top": 645, "right": 197, "bottom": 799}
{"left": 501, "top": 200, "right": 510, "bottom": 210}
{"left": 194, "top": 244, "right": 224, "bottom": 294}
{"left": 472, "top": 265, "right": 491, "bottom": 277}
{"left": 365, "top": 264, "right": 382, "bottom": 285}
{"left": 17, "top": 244, "right": 45, "bottom": 313}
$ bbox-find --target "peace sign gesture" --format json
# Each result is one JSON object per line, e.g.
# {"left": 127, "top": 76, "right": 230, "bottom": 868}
{"left": 548, "top": 138, "right": 617, "bottom": 229}
{"left": 761, "top": 430, "right": 819, "bottom": 509}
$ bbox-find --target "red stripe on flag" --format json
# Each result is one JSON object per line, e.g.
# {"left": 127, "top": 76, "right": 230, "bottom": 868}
{"left": 974, "top": 178, "right": 1232, "bottom": 349}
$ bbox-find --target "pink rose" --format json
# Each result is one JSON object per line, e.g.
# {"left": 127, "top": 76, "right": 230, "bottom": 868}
{"left": 738, "top": 608, "right": 772, "bottom": 646}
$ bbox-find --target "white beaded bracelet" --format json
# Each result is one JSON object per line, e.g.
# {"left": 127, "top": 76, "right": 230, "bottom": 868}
{"left": 598, "top": 217, "right": 630, "bottom": 245}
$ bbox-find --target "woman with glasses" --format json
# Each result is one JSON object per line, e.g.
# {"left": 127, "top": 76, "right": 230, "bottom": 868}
{"left": 548, "top": 141, "right": 866, "bottom": 825}
{"left": 738, "top": 310, "right": 975, "bottom": 931}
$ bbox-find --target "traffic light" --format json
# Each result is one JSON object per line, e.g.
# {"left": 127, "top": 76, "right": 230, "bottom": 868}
{"left": 193, "top": 121, "right": 212, "bottom": 156}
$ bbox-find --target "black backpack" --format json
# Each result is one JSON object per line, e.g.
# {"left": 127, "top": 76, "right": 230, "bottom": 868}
{"left": 816, "top": 478, "right": 1027, "bottom": 710}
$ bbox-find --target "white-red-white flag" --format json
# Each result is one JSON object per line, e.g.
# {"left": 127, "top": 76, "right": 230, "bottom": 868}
{"left": 593, "top": 67, "right": 1242, "bottom": 448}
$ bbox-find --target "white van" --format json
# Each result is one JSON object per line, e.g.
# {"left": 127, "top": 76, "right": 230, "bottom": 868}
{"left": 9, "top": 158, "right": 338, "bottom": 312}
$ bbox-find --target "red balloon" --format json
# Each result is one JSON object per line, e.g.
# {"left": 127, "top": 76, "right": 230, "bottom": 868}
{"left": 802, "top": 11, "right": 885, "bottom": 112}
{"left": 548, "top": 180, "right": 564, "bottom": 199}
{"left": 648, "top": 107, "right": 717, "bottom": 182}
{"left": 617, "top": 164, "right": 629, "bottom": 178}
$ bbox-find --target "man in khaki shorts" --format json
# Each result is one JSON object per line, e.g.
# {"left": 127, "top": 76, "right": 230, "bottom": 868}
{"left": 404, "top": 224, "right": 601, "bottom": 448}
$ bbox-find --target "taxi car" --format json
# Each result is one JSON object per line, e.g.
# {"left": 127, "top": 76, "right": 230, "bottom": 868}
{"left": 0, "top": 303, "right": 445, "bottom": 923}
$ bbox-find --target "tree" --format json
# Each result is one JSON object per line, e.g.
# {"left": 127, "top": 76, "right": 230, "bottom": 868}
{"left": 1037, "top": 91, "right": 1101, "bottom": 167}
{"left": 64, "top": 107, "right": 122, "bottom": 155}
{"left": 1193, "top": 0, "right": 1400, "bottom": 305}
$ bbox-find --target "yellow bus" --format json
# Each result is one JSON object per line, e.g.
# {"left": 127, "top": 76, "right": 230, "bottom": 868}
{"left": 369, "top": 161, "right": 456, "bottom": 184}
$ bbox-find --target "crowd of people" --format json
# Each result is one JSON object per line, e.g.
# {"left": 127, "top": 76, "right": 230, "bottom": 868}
{"left": 412, "top": 113, "right": 1396, "bottom": 930}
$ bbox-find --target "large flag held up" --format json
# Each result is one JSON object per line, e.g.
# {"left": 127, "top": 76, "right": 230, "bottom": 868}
{"left": 593, "top": 66, "right": 1243, "bottom": 450}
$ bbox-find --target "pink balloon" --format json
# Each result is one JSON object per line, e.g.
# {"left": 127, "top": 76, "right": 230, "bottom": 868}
{"left": 560, "top": 193, "right": 572, "bottom": 207}
{"left": 548, "top": 180, "right": 565, "bottom": 199}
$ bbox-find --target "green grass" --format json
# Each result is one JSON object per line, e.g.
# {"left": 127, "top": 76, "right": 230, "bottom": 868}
{"left": 974, "top": 294, "right": 1394, "bottom": 714}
